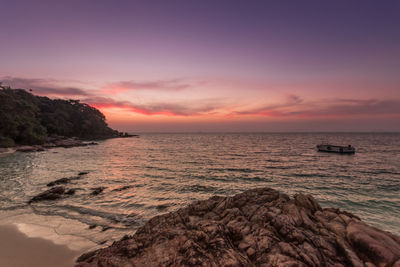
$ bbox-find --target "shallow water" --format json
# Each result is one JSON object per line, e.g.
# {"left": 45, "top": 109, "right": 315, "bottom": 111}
{"left": 0, "top": 133, "right": 399, "bottom": 244}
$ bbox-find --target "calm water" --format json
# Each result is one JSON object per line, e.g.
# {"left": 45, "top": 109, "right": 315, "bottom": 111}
{"left": 1, "top": 133, "right": 399, "bottom": 243}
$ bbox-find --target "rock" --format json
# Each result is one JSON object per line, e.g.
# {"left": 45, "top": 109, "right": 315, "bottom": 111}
{"left": 294, "top": 193, "right": 321, "bottom": 213}
{"left": 16, "top": 146, "right": 45, "bottom": 152}
{"left": 65, "top": 188, "right": 76, "bottom": 195}
{"left": 29, "top": 186, "right": 76, "bottom": 203}
{"left": 91, "top": 187, "right": 106, "bottom": 195}
{"left": 47, "top": 177, "right": 71, "bottom": 187}
{"left": 75, "top": 187, "right": 400, "bottom": 267}
{"left": 47, "top": 173, "right": 87, "bottom": 187}
{"left": 42, "top": 143, "right": 56, "bottom": 148}
{"left": 76, "top": 251, "right": 98, "bottom": 263}
{"left": 101, "top": 226, "right": 112, "bottom": 232}
{"left": 87, "top": 142, "right": 98, "bottom": 145}
{"left": 54, "top": 138, "right": 88, "bottom": 148}
{"left": 28, "top": 186, "right": 66, "bottom": 203}
{"left": 117, "top": 133, "right": 139, "bottom": 138}
{"left": 156, "top": 204, "right": 170, "bottom": 211}
{"left": 14, "top": 136, "right": 99, "bottom": 153}
{"left": 346, "top": 221, "right": 400, "bottom": 266}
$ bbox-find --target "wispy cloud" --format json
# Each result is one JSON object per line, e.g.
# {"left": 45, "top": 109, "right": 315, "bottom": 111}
{"left": 234, "top": 94, "right": 305, "bottom": 116}
{"left": 307, "top": 98, "right": 400, "bottom": 117}
{"left": 2, "top": 76, "right": 400, "bottom": 119}
{"left": 102, "top": 79, "right": 191, "bottom": 95}
{"left": 236, "top": 95, "right": 400, "bottom": 118}
{"left": 85, "top": 96, "right": 221, "bottom": 116}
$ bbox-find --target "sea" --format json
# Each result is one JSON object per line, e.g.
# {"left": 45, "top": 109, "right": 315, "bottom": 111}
{"left": 0, "top": 133, "right": 399, "bottom": 251}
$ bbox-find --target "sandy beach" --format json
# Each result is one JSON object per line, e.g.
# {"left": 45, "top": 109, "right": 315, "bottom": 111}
{"left": 0, "top": 211, "right": 100, "bottom": 267}
{"left": 0, "top": 224, "right": 79, "bottom": 267}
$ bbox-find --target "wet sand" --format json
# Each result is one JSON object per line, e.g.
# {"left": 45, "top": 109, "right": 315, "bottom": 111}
{"left": 0, "top": 224, "right": 79, "bottom": 267}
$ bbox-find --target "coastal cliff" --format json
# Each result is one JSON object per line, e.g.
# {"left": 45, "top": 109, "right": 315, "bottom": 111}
{"left": 0, "top": 86, "right": 125, "bottom": 147}
{"left": 76, "top": 187, "right": 400, "bottom": 267}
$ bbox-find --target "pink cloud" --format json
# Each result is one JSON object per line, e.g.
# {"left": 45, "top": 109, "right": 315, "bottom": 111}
{"left": 85, "top": 96, "right": 220, "bottom": 116}
{"left": 235, "top": 96, "right": 400, "bottom": 118}
{"left": 3, "top": 76, "right": 400, "bottom": 121}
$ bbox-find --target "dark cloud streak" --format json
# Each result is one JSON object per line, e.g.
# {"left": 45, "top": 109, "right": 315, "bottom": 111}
{"left": 1, "top": 76, "right": 90, "bottom": 97}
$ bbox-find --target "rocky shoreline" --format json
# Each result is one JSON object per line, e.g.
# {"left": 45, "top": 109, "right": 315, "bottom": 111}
{"left": 76, "top": 187, "right": 400, "bottom": 267}
{"left": 15, "top": 137, "right": 98, "bottom": 152}
{"left": 1, "top": 134, "right": 139, "bottom": 153}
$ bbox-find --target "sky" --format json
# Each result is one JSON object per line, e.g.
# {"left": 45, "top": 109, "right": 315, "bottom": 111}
{"left": 1, "top": 0, "right": 400, "bottom": 132}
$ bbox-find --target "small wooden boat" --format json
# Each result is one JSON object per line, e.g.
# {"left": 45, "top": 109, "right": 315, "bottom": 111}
{"left": 317, "top": 144, "right": 355, "bottom": 154}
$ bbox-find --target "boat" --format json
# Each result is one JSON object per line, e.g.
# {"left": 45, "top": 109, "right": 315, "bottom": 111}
{"left": 316, "top": 144, "right": 355, "bottom": 154}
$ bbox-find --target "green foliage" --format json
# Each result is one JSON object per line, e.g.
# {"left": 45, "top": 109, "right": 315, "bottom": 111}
{"left": 0, "top": 86, "right": 118, "bottom": 147}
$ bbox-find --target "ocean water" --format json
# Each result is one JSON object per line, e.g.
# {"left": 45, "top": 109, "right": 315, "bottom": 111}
{"left": 0, "top": 133, "right": 399, "bottom": 246}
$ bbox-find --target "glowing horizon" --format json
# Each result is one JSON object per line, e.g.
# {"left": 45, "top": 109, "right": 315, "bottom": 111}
{"left": 1, "top": 0, "right": 399, "bottom": 132}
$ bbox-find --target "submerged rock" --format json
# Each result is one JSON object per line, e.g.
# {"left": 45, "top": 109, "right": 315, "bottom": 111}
{"left": 76, "top": 187, "right": 400, "bottom": 267}
{"left": 29, "top": 186, "right": 76, "bottom": 203}
{"left": 65, "top": 188, "right": 76, "bottom": 195}
{"left": 47, "top": 172, "right": 87, "bottom": 187}
{"left": 47, "top": 177, "right": 71, "bottom": 187}
{"left": 28, "top": 186, "right": 67, "bottom": 203}
{"left": 91, "top": 187, "right": 106, "bottom": 195}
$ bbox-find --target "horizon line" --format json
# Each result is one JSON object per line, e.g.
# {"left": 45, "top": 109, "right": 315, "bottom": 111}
{"left": 124, "top": 131, "right": 400, "bottom": 134}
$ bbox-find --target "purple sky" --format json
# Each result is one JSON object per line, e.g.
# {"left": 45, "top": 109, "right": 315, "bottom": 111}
{"left": 1, "top": 0, "right": 400, "bottom": 132}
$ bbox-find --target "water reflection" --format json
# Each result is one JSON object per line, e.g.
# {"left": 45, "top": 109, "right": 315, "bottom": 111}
{"left": 0, "top": 133, "right": 399, "bottom": 237}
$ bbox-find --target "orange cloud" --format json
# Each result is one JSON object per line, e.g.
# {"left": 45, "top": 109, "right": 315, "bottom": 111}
{"left": 85, "top": 96, "right": 222, "bottom": 117}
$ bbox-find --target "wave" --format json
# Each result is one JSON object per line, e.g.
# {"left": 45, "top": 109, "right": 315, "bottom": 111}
{"left": 291, "top": 173, "right": 332, "bottom": 178}
{"left": 209, "top": 168, "right": 261, "bottom": 173}
{"left": 31, "top": 204, "right": 142, "bottom": 226}
{"left": 357, "top": 170, "right": 400, "bottom": 176}
{"left": 179, "top": 184, "right": 219, "bottom": 193}
{"left": 0, "top": 204, "right": 28, "bottom": 211}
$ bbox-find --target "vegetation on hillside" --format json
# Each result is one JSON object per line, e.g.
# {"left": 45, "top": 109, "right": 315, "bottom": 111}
{"left": 0, "top": 85, "right": 119, "bottom": 147}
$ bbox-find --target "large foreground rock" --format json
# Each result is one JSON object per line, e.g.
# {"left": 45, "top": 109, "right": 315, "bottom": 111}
{"left": 76, "top": 188, "right": 400, "bottom": 267}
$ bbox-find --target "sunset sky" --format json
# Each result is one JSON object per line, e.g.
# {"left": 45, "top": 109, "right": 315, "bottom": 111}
{"left": 1, "top": 0, "right": 399, "bottom": 132}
